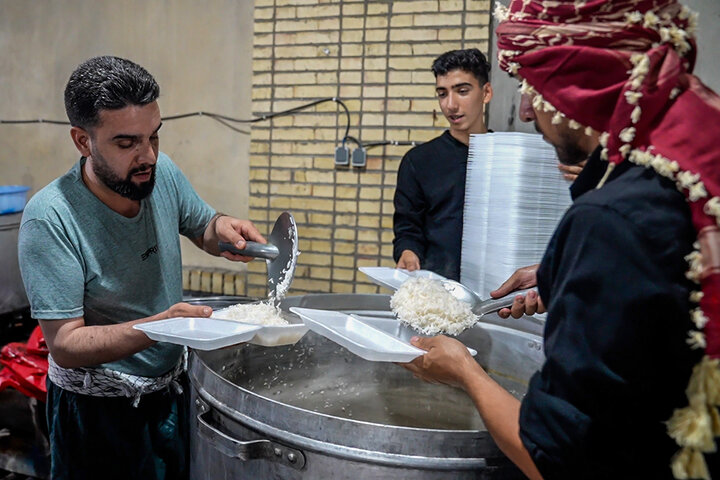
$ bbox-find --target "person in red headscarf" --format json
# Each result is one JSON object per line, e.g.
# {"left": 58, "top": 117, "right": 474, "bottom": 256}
{"left": 402, "top": 2, "right": 720, "bottom": 479}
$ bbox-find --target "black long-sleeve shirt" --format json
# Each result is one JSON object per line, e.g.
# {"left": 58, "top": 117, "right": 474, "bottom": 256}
{"left": 520, "top": 147, "right": 713, "bottom": 478}
{"left": 392, "top": 130, "right": 469, "bottom": 280}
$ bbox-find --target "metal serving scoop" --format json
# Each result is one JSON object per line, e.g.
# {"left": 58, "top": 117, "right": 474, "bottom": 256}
{"left": 219, "top": 212, "right": 299, "bottom": 299}
{"left": 440, "top": 279, "right": 532, "bottom": 317}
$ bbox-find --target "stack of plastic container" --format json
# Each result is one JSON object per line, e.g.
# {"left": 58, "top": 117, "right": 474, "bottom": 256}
{"left": 461, "top": 132, "right": 571, "bottom": 299}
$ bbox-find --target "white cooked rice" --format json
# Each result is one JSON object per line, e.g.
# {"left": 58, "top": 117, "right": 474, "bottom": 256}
{"left": 215, "top": 301, "right": 289, "bottom": 326}
{"left": 390, "top": 277, "right": 478, "bottom": 335}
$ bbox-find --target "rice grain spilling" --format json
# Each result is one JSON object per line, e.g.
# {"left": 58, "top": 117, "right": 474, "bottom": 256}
{"left": 390, "top": 277, "right": 478, "bottom": 335}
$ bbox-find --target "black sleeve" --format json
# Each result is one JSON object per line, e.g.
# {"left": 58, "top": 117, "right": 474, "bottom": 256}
{"left": 392, "top": 153, "right": 427, "bottom": 263}
{"left": 519, "top": 204, "right": 696, "bottom": 479}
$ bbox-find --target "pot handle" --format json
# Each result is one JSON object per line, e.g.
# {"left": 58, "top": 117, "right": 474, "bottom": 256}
{"left": 197, "top": 410, "right": 306, "bottom": 470}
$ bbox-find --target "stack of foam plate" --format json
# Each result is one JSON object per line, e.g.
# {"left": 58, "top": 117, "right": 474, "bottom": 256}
{"left": 461, "top": 132, "right": 572, "bottom": 300}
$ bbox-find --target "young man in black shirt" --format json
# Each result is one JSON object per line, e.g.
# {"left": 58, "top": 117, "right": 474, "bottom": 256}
{"left": 392, "top": 48, "right": 492, "bottom": 280}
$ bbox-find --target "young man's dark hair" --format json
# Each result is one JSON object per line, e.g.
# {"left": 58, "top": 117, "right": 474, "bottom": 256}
{"left": 431, "top": 48, "right": 491, "bottom": 85}
{"left": 64, "top": 56, "right": 160, "bottom": 130}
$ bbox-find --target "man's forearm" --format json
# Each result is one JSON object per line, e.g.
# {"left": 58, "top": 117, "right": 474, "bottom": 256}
{"left": 41, "top": 316, "right": 160, "bottom": 369}
{"left": 463, "top": 368, "right": 544, "bottom": 480}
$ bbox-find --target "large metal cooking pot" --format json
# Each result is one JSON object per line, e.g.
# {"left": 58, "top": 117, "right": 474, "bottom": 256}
{"left": 188, "top": 294, "right": 544, "bottom": 479}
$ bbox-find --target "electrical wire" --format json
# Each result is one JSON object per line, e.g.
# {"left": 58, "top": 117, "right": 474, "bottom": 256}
{"left": 0, "top": 97, "right": 424, "bottom": 151}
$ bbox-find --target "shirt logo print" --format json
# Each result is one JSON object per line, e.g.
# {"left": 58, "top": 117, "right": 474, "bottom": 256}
{"left": 141, "top": 244, "right": 159, "bottom": 261}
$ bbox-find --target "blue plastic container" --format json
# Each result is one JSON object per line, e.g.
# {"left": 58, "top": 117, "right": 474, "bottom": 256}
{"left": 0, "top": 185, "right": 31, "bottom": 215}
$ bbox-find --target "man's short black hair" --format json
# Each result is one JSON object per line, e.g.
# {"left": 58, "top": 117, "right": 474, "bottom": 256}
{"left": 431, "top": 48, "right": 491, "bottom": 85}
{"left": 64, "top": 56, "right": 160, "bottom": 130}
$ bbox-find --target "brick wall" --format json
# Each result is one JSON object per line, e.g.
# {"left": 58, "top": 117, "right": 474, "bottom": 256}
{"left": 193, "top": 0, "right": 492, "bottom": 298}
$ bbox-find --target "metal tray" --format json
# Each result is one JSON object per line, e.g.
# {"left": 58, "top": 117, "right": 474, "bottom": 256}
{"left": 133, "top": 317, "right": 261, "bottom": 351}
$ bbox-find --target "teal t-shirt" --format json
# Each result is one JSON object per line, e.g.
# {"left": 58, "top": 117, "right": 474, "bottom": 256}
{"left": 18, "top": 153, "right": 215, "bottom": 376}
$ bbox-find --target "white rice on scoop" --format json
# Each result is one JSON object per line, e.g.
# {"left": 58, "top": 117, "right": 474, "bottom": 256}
{"left": 390, "top": 277, "right": 478, "bottom": 335}
{"left": 215, "top": 301, "right": 289, "bottom": 326}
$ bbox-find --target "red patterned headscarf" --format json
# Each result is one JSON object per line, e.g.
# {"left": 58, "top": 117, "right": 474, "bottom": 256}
{"left": 496, "top": 1, "right": 720, "bottom": 478}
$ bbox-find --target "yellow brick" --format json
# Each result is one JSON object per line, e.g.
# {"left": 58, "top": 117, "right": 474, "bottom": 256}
{"left": 386, "top": 113, "right": 432, "bottom": 127}
{"left": 362, "top": 99, "right": 386, "bottom": 112}
{"left": 254, "top": 7, "right": 274, "bottom": 19}
{"left": 335, "top": 171, "right": 359, "bottom": 184}
{"left": 250, "top": 183, "right": 268, "bottom": 194}
{"left": 359, "top": 201, "right": 381, "bottom": 214}
{"left": 392, "top": 1, "right": 439, "bottom": 13}
{"left": 466, "top": 12, "right": 491, "bottom": 25}
{"left": 367, "top": 3, "right": 389, "bottom": 15}
{"left": 342, "top": 17, "right": 365, "bottom": 29}
{"left": 332, "top": 268, "right": 355, "bottom": 281}
{"left": 359, "top": 187, "right": 381, "bottom": 200}
{"left": 355, "top": 284, "right": 380, "bottom": 294}
{"left": 253, "top": 46, "right": 272, "bottom": 59}
{"left": 275, "top": 19, "right": 318, "bottom": 32}
{"left": 357, "top": 243, "right": 379, "bottom": 256}
{"left": 363, "top": 71, "right": 386, "bottom": 83}
{"left": 366, "top": 16, "right": 388, "bottom": 29}
{"left": 335, "top": 201, "right": 358, "bottom": 213}
{"left": 234, "top": 275, "right": 247, "bottom": 296}
{"left": 390, "top": 14, "right": 413, "bottom": 27}
{"left": 317, "top": 71, "right": 339, "bottom": 83}
{"left": 340, "top": 71, "right": 362, "bottom": 84}
{"left": 438, "top": 28, "right": 462, "bottom": 41}
{"left": 248, "top": 208, "right": 269, "bottom": 222}
{"left": 200, "top": 271, "right": 213, "bottom": 292}
{"left": 341, "top": 3, "right": 364, "bottom": 15}
{"left": 270, "top": 142, "right": 293, "bottom": 154}
{"left": 382, "top": 188, "right": 395, "bottom": 201}
{"left": 389, "top": 44, "right": 413, "bottom": 56}
{"left": 273, "top": 59, "right": 295, "bottom": 71}
{"left": 249, "top": 196, "right": 267, "bottom": 208}
{"left": 439, "top": 0, "right": 464, "bottom": 11}
{"left": 301, "top": 226, "right": 333, "bottom": 238}
{"left": 335, "top": 214, "right": 357, "bottom": 225}
{"left": 310, "top": 267, "right": 332, "bottom": 278}
{"left": 248, "top": 287, "right": 267, "bottom": 298}
{"left": 388, "top": 71, "right": 413, "bottom": 84}
{"left": 275, "top": 6, "right": 297, "bottom": 19}
{"left": 357, "top": 258, "right": 379, "bottom": 268}
{"left": 409, "top": 98, "right": 438, "bottom": 111}
{"left": 381, "top": 245, "right": 394, "bottom": 259}
{"left": 340, "top": 57, "right": 363, "bottom": 70}
{"left": 310, "top": 240, "right": 332, "bottom": 252}
{"left": 360, "top": 172, "right": 383, "bottom": 185}
{"left": 413, "top": 12, "right": 461, "bottom": 27}
{"left": 360, "top": 113, "right": 384, "bottom": 126}
{"left": 339, "top": 85, "right": 362, "bottom": 98}
{"left": 467, "top": 0, "right": 491, "bottom": 9}
{"left": 464, "top": 26, "right": 490, "bottom": 41}
{"left": 270, "top": 184, "right": 313, "bottom": 196}
{"left": 358, "top": 230, "right": 378, "bottom": 242}
{"left": 212, "top": 271, "right": 224, "bottom": 294}
{"left": 333, "top": 255, "right": 355, "bottom": 267}
{"left": 365, "top": 29, "right": 388, "bottom": 42}
{"left": 295, "top": 58, "right": 338, "bottom": 71}
{"left": 317, "top": 18, "right": 340, "bottom": 30}
{"left": 389, "top": 56, "right": 435, "bottom": 71}
{"left": 297, "top": 5, "right": 339, "bottom": 17}
{"left": 334, "top": 242, "right": 355, "bottom": 254}
{"left": 336, "top": 186, "right": 358, "bottom": 199}
{"left": 365, "top": 57, "right": 387, "bottom": 70}
{"left": 253, "top": 73, "right": 272, "bottom": 85}
{"left": 252, "top": 60, "right": 272, "bottom": 72}
{"left": 333, "top": 228, "right": 356, "bottom": 240}
{"left": 298, "top": 253, "right": 331, "bottom": 266}
{"left": 387, "top": 84, "right": 434, "bottom": 98}
{"left": 381, "top": 215, "right": 393, "bottom": 229}
{"left": 291, "top": 278, "right": 330, "bottom": 292}
{"left": 294, "top": 31, "right": 340, "bottom": 44}
{"left": 313, "top": 185, "right": 334, "bottom": 197}
{"left": 342, "top": 44, "right": 363, "bottom": 56}
{"left": 254, "top": 21, "right": 274, "bottom": 34}
{"left": 332, "top": 282, "right": 355, "bottom": 293}
{"left": 250, "top": 142, "right": 269, "bottom": 154}
{"left": 363, "top": 85, "right": 387, "bottom": 98}
{"left": 309, "top": 213, "right": 333, "bottom": 224}
{"left": 381, "top": 230, "right": 394, "bottom": 243}
{"left": 390, "top": 28, "right": 438, "bottom": 42}
{"left": 274, "top": 72, "right": 317, "bottom": 85}
{"left": 308, "top": 169, "right": 334, "bottom": 182}
{"left": 270, "top": 170, "right": 292, "bottom": 182}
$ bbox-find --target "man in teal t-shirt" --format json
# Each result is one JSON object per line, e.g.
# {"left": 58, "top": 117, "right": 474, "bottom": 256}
{"left": 18, "top": 56, "right": 265, "bottom": 480}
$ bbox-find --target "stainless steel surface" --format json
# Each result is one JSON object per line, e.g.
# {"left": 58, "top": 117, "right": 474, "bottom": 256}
{"left": 188, "top": 293, "right": 543, "bottom": 479}
{"left": 218, "top": 212, "right": 298, "bottom": 298}
{"left": 0, "top": 213, "right": 29, "bottom": 314}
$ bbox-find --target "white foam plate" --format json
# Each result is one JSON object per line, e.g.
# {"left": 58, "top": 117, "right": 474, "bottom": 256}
{"left": 211, "top": 308, "right": 309, "bottom": 347}
{"left": 359, "top": 266, "right": 446, "bottom": 292}
{"left": 134, "top": 317, "right": 261, "bottom": 351}
{"left": 290, "top": 307, "right": 477, "bottom": 363}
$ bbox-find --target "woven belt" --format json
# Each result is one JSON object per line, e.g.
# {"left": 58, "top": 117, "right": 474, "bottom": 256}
{"left": 48, "top": 354, "right": 185, "bottom": 407}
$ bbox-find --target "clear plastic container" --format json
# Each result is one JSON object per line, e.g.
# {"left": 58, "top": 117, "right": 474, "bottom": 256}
{"left": 0, "top": 185, "right": 30, "bottom": 215}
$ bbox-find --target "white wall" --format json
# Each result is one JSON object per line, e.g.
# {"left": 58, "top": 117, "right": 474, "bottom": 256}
{"left": 0, "top": 0, "right": 255, "bottom": 270}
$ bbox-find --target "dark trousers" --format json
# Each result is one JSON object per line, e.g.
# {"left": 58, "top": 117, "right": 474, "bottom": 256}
{"left": 46, "top": 374, "right": 189, "bottom": 480}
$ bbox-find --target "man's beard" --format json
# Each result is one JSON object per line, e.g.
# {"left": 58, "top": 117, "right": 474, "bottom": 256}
{"left": 535, "top": 121, "right": 588, "bottom": 166}
{"left": 90, "top": 147, "right": 156, "bottom": 201}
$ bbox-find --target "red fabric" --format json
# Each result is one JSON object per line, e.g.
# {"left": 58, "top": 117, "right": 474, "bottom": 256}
{"left": 0, "top": 326, "right": 48, "bottom": 402}
{"left": 496, "top": 0, "right": 720, "bottom": 356}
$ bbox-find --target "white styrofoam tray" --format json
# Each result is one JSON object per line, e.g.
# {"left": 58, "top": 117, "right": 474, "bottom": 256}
{"left": 211, "top": 308, "right": 309, "bottom": 347}
{"left": 133, "top": 317, "right": 261, "bottom": 351}
{"left": 358, "top": 266, "right": 446, "bottom": 292}
{"left": 290, "top": 307, "right": 478, "bottom": 363}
